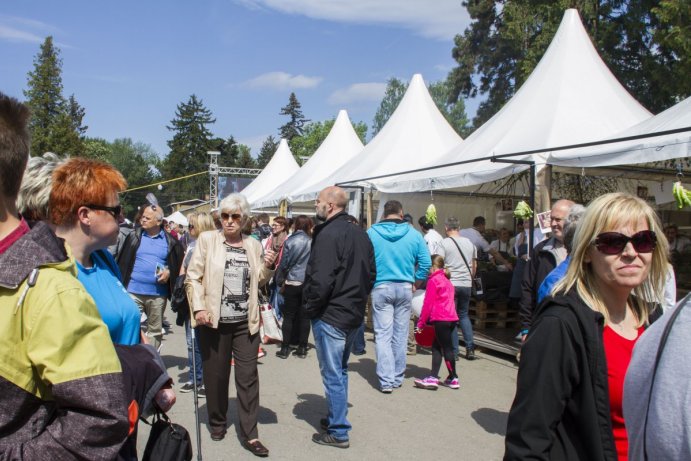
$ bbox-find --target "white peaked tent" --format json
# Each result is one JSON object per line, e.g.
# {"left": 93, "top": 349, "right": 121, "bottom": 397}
{"left": 315, "top": 73, "right": 463, "bottom": 191}
{"left": 253, "top": 110, "right": 365, "bottom": 208}
{"left": 367, "top": 9, "right": 652, "bottom": 193}
{"left": 547, "top": 96, "right": 691, "bottom": 167}
{"left": 242, "top": 139, "right": 300, "bottom": 206}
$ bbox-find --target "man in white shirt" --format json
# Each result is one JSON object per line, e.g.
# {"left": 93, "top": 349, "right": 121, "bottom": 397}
{"left": 460, "top": 216, "right": 512, "bottom": 270}
{"left": 418, "top": 216, "right": 444, "bottom": 255}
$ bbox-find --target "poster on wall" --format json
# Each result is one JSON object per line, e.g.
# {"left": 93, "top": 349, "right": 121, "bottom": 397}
{"left": 536, "top": 210, "right": 552, "bottom": 234}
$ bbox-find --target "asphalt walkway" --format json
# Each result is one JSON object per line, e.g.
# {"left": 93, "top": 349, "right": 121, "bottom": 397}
{"left": 138, "top": 324, "right": 518, "bottom": 460}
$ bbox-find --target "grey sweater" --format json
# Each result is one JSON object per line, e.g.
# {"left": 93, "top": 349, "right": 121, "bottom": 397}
{"left": 623, "top": 293, "right": 691, "bottom": 461}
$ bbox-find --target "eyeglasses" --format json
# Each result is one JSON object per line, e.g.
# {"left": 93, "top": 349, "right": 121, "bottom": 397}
{"left": 188, "top": 224, "right": 195, "bottom": 230}
{"left": 221, "top": 212, "right": 243, "bottom": 222}
{"left": 594, "top": 230, "right": 657, "bottom": 255}
{"left": 85, "top": 204, "right": 121, "bottom": 219}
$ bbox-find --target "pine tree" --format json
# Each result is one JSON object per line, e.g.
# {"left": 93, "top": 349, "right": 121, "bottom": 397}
{"left": 24, "top": 36, "right": 85, "bottom": 156}
{"left": 236, "top": 145, "right": 257, "bottom": 168}
{"left": 163, "top": 94, "right": 216, "bottom": 202}
{"left": 372, "top": 78, "right": 407, "bottom": 136}
{"left": 256, "top": 135, "right": 279, "bottom": 168}
{"left": 278, "top": 93, "right": 310, "bottom": 141}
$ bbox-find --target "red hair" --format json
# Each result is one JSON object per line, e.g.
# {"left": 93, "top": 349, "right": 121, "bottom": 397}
{"left": 50, "top": 157, "right": 127, "bottom": 225}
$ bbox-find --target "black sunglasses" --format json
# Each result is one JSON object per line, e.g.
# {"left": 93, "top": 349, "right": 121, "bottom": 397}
{"left": 594, "top": 230, "right": 657, "bottom": 255}
{"left": 220, "top": 212, "right": 243, "bottom": 222}
{"left": 188, "top": 224, "right": 195, "bottom": 230}
{"left": 85, "top": 204, "right": 121, "bottom": 219}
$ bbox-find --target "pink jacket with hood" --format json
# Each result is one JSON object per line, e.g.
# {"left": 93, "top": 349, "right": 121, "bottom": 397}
{"left": 417, "top": 269, "right": 458, "bottom": 329}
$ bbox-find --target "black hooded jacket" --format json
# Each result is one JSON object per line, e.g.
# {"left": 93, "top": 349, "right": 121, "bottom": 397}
{"left": 303, "top": 212, "right": 376, "bottom": 330}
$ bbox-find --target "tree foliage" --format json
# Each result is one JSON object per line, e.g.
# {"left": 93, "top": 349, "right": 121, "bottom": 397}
{"left": 289, "top": 119, "right": 368, "bottom": 163}
{"left": 235, "top": 145, "right": 256, "bottom": 168}
{"left": 278, "top": 93, "right": 310, "bottom": 141}
{"left": 448, "top": 1, "right": 690, "bottom": 129}
{"left": 162, "top": 94, "right": 215, "bottom": 202}
{"left": 257, "top": 135, "right": 279, "bottom": 168}
{"left": 24, "top": 36, "right": 85, "bottom": 156}
{"left": 372, "top": 78, "right": 407, "bottom": 137}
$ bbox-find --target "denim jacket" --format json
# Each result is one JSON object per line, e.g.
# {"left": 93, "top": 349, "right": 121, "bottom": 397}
{"left": 275, "top": 230, "right": 311, "bottom": 286}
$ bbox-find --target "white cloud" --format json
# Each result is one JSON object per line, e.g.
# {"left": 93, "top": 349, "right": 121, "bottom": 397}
{"left": 0, "top": 25, "right": 44, "bottom": 44}
{"left": 237, "top": 0, "right": 469, "bottom": 41}
{"left": 245, "top": 71, "right": 322, "bottom": 90}
{"left": 238, "top": 134, "right": 271, "bottom": 156}
{"left": 0, "top": 15, "right": 71, "bottom": 47}
{"left": 328, "top": 82, "right": 387, "bottom": 105}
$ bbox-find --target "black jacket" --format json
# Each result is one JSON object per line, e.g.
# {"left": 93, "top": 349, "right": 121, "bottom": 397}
{"left": 303, "top": 212, "right": 376, "bottom": 330}
{"left": 506, "top": 290, "right": 619, "bottom": 461}
{"left": 116, "top": 227, "right": 184, "bottom": 299}
{"left": 519, "top": 237, "right": 561, "bottom": 331}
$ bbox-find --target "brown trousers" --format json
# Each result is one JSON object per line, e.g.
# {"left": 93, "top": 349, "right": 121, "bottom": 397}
{"left": 198, "top": 321, "right": 260, "bottom": 440}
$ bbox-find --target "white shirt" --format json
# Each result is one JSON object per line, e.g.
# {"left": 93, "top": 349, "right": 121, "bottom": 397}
{"left": 459, "top": 227, "right": 491, "bottom": 253}
{"left": 423, "top": 229, "right": 444, "bottom": 255}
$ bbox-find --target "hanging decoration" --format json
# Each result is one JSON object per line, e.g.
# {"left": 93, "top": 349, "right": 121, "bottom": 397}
{"left": 513, "top": 200, "right": 534, "bottom": 219}
{"left": 672, "top": 181, "right": 691, "bottom": 209}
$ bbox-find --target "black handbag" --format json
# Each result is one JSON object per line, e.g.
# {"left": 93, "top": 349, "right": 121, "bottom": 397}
{"left": 448, "top": 237, "right": 484, "bottom": 297}
{"left": 141, "top": 410, "right": 193, "bottom": 461}
{"left": 170, "top": 274, "right": 188, "bottom": 314}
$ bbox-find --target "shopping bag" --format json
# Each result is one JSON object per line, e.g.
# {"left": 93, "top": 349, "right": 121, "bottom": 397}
{"left": 259, "top": 303, "right": 283, "bottom": 344}
{"left": 141, "top": 411, "right": 193, "bottom": 461}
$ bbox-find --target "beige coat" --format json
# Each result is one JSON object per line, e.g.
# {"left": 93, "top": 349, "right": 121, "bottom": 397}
{"left": 185, "top": 230, "right": 273, "bottom": 334}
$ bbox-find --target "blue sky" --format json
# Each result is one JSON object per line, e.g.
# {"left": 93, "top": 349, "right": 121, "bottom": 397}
{"left": 1, "top": 0, "right": 473, "bottom": 158}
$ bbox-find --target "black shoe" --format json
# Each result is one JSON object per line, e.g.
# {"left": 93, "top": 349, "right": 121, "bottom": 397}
{"left": 466, "top": 348, "right": 477, "bottom": 361}
{"left": 179, "top": 382, "right": 194, "bottom": 393}
{"left": 276, "top": 346, "right": 290, "bottom": 359}
{"left": 320, "top": 418, "right": 328, "bottom": 430}
{"left": 312, "top": 432, "right": 349, "bottom": 448}
{"left": 352, "top": 349, "right": 366, "bottom": 356}
{"left": 242, "top": 439, "right": 269, "bottom": 457}
{"left": 294, "top": 345, "right": 307, "bottom": 358}
{"left": 210, "top": 427, "right": 226, "bottom": 441}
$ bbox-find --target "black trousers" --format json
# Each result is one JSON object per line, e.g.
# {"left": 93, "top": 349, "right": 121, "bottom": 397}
{"left": 281, "top": 284, "right": 311, "bottom": 347}
{"left": 431, "top": 321, "right": 458, "bottom": 379}
{"left": 197, "top": 321, "right": 260, "bottom": 440}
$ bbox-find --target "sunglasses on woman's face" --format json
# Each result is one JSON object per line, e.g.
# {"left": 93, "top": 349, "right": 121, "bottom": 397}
{"left": 221, "top": 213, "right": 242, "bottom": 222}
{"left": 85, "top": 204, "right": 122, "bottom": 219}
{"left": 594, "top": 230, "right": 657, "bottom": 255}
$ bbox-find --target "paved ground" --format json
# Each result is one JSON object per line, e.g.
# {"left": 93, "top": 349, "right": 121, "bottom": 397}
{"left": 139, "top": 323, "right": 519, "bottom": 460}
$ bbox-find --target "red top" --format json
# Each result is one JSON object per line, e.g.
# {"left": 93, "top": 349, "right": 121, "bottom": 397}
{"left": 0, "top": 218, "right": 29, "bottom": 255}
{"left": 603, "top": 324, "right": 645, "bottom": 461}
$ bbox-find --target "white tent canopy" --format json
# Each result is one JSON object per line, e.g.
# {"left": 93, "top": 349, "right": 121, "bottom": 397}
{"left": 313, "top": 73, "right": 463, "bottom": 193}
{"left": 547, "top": 96, "right": 691, "bottom": 167}
{"left": 243, "top": 139, "right": 300, "bottom": 206}
{"left": 366, "top": 9, "right": 652, "bottom": 193}
{"left": 165, "top": 211, "right": 188, "bottom": 227}
{"left": 253, "top": 110, "right": 365, "bottom": 208}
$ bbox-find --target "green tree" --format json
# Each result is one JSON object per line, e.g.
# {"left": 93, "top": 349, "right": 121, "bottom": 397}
{"left": 372, "top": 78, "right": 407, "bottom": 136}
{"left": 448, "top": 1, "right": 689, "bottom": 128}
{"left": 162, "top": 94, "right": 215, "bottom": 202}
{"left": 235, "top": 145, "right": 256, "bottom": 168}
{"left": 24, "top": 36, "right": 85, "bottom": 156}
{"left": 278, "top": 93, "right": 310, "bottom": 141}
{"left": 428, "top": 80, "right": 471, "bottom": 138}
{"left": 209, "top": 135, "right": 240, "bottom": 167}
{"left": 257, "top": 135, "right": 279, "bottom": 168}
{"left": 289, "top": 119, "right": 368, "bottom": 162}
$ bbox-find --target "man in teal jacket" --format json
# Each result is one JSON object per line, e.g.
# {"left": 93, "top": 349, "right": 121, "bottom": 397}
{"left": 367, "top": 200, "right": 431, "bottom": 393}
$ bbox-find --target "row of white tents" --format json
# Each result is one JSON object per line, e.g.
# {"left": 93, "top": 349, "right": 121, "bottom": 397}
{"left": 243, "top": 9, "right": 689, "bottom": 225}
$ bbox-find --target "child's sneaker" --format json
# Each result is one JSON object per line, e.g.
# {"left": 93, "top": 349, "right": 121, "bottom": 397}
{"left": 414, "top": 376, "right": 439, "bottom": 390}
{"left": 440, "top": 377, "right": 460, "bottom": 389}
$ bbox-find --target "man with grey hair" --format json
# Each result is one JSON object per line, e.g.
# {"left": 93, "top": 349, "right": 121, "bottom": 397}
{"left": 438, "top": 216, "right": 478, "bottom": 360}
{"left": 519, "top": 199, "right": 575, "bottom": 339}
{"left": 117, "top": 204, "right": 183, "bottom": 350}
{"left": 304, "top": 186, "right": 376, "bottom": 448}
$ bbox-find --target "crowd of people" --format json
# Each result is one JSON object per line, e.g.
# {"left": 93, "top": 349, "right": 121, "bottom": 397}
{"left": 1, "top": 90, "right": 690, "bottom": 460}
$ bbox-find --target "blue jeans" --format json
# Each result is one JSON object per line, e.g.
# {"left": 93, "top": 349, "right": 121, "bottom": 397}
{"left": 351, "top": 320, "right": 366, "bottom": 354}
{"left": 372, "top": 282, "right": 412, "bottom": 389}
{"left": 312, "top": 318, "right": 356, "bottom": 441}
{"left": 451, "top": 286, "right": 474, "bottom": 356}
{"left": 185, "top": 319, "right": 203, "bottom": 384}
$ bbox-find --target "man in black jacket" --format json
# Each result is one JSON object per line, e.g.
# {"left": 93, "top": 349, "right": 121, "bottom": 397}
{"left": 303, "top": 186, "right": 376, "bottom": 449}
{"left": 117, "top": 204, "right": 183, "bottom": 350}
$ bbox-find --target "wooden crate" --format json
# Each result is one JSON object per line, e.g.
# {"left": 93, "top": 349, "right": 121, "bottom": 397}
{"left": 470, "top": 300, "right": 519, "bottom": 329}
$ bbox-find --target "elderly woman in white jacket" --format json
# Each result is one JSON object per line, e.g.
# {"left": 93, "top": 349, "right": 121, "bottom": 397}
{"left": 185, "top": 193, "right": 276, "bottom": 457}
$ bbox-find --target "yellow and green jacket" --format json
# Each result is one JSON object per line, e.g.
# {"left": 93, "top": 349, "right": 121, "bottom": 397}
{"left": 0, "top": 221, "right": 129, "bottom": 459}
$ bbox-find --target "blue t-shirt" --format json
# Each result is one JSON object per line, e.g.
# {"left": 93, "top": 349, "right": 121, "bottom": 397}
{"left": 77, "top": 250, "right": 141, "bottom": 345}
{"left": 537, "top": 255, "right": 571, "bottom": 304}
{"left": 127, "top": 230, "right": 169, "bottom": 296}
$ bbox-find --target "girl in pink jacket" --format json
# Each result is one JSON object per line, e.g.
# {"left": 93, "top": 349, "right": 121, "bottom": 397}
{"left": 414, "top": 255, "right": 460, "bottom": 390}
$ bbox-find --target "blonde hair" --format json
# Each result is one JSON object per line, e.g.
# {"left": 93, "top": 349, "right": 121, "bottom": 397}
{"left": 430, "top": 254, "right": 451, "bottom": 279}
{"left": 551, "top": 193, "right": 668, "bottom": 326}
{"left": 194, "top": 212, "right": 216, "bottom": 234}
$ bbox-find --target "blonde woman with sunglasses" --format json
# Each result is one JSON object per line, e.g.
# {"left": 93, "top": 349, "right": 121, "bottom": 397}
{"left": 505, "top": 193, "right": 668, "bottom": 461}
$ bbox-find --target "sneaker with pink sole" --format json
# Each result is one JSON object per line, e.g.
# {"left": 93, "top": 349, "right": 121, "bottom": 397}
{"left": 414, "top": 376, "right": 439, "bottom": 390}
{"left": 440, "top": 377, "right": 460, "bottom": 389}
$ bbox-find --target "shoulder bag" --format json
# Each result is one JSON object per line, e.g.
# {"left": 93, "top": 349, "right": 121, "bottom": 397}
{"left": 448, "top": 237, "right": 483, "bottom": 297}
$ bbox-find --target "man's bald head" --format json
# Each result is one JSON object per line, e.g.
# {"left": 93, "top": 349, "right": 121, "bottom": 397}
{"left": 550, "top": 199, "right": 575, "bottom": 242}
{"left": 315, "top": 186, "right": 348, "bottom": 221}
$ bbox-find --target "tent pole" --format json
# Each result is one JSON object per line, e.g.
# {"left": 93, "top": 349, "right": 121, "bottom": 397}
{"left": 367, "top": 191, "right": 373, "bottom": 229}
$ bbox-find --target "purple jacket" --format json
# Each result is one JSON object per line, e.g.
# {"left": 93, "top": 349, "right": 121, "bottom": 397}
{"left": 417, "top": 269, "right": 458, "bottom": 329}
